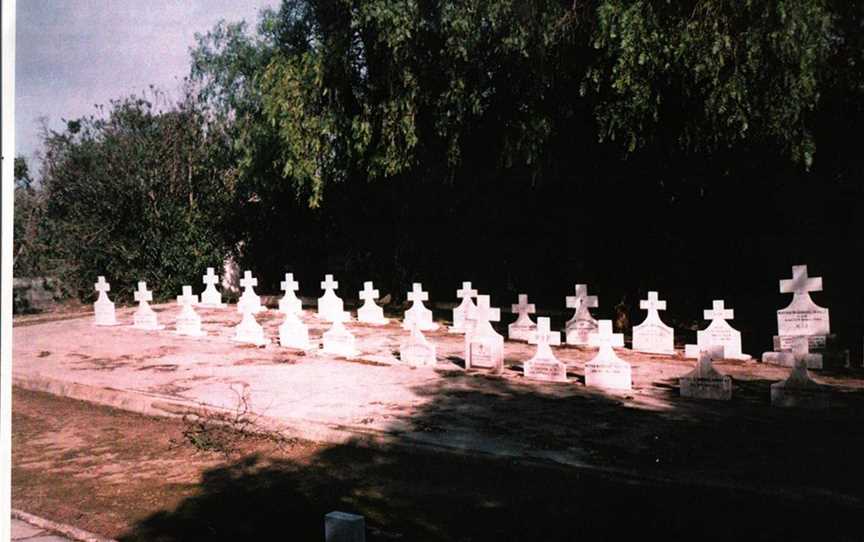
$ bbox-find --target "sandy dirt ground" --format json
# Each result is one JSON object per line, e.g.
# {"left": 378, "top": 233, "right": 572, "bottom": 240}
{"left": 11, "top": 303, "right": 864, "bottom": 539}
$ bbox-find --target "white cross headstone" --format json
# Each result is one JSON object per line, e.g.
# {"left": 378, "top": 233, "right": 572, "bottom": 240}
{"left": 770, "top": 264, "right": 831, "bottom": 356}
{"left": 175, "top": 286, "right": 205, "bottom": 337}
{"left": 357, "top": 281, "right": 388, "bottom": 325}
{"left": 687, "top": 300, "right": 747, "bottom": 360}
{"left": 322, "top": 309, "right": 359, "bottom": 358}
{"left": 585, "top": 320, "right": 631, "bottom": 390}
{"left": 132, "top": 281, "right": 164, "bottom": 330}
{"left": 400, "top": 321, "right": 437, "bottom": 367}
{"left": 565, "top": 284, "right": 599, "bottom": 345}
{"left": 236, "top": 270, "right": 264, "bottom": 314}
{"left": 232, "top": 301, "right": 268, "bottom": 346}
{"left": 278, "top": 273, "right": 302, "bottom": 315}
{"left": 770, "top": 336, "right": 829, "bottom": 408}
{"left": 465, "top": 295, "right": 504, "bottom": 373}
{"left": 93, "top": 276, "right": 119, "bottom": 326}
{"left": 680, "top": 346, "right": 732, "bottom": 400}
{"left": 507, "top": 293, "right": 537, "bottom": 342}
{"left": 449, "top": 281, "right": 478, "bottom": 333}
{"left": 524, "top": 317, "right": 566, "bottom": 382}
{"left": 278, "top": 300, "right": 311, "bottom": 350}
{"left": 200, "top": 267, "right": 225, "bottom": 307}
{"left": 402, "top": 282, "right": 438, "bottom": 331}
{"left": 632, "top": 291, "right": 674, "bottom": 354}
{"left": 318, "top": 274, "right": 345, "bottom": 322}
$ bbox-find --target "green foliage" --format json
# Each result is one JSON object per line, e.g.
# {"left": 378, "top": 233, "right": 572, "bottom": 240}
{"left": 37, "top": 89, "right": 235, "bottom": 301}
{"left": 585, "top": 0, "right": 835, "bottom": 166}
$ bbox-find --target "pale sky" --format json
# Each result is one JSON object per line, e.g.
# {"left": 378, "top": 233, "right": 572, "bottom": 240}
{"left": 15, "top": 0, "right": 277, "bottom": 168}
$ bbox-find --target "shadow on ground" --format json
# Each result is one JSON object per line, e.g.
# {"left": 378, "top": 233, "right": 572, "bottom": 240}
{"left": 117, "top": 368, "right": 864, "bottom": 541}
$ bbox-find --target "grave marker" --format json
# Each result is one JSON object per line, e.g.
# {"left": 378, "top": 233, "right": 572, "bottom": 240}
{"left": 449, "top": 282, "right": 478, "bottom": 333}
{"left": 232, "top": 302, "right": 268, "bottom": 346}
{"left": 236, "top": 270, "right": 264, "bottom": 314}
{"left": 278, "top": 273, "right": 302, "bottom": 315}
{"left": 402, "top": 283, "right": 439, "bottom": 331}
{"left": 200, "top": 267, "right": 225, "bottom": 307}
{"left": 507, "top": 294, "right": 537, "bottom": 342}
{"left": 680, "top": 346, "right": 732, "bottom": 400}
{"left": 524, "top": 317, "right": 566, "bottom": 382}
{"left": 685, "top": 300, "right": 748, "bottom": 360}
{"left": 632, "top": 291, "right": 674, "bottom": 355}
{"left": 770, "top": 337, "right": 829, "bottom": 408}
{"left": 400, "top": 321, "right": 437, "bottom": 367}
{"left": 175, "top": 286, "right": 205, "bottom": 337}
{"left": 357, "top": 281, "right": 388, "bottom": 325}
{"left": 585, "top": 320, "right": 632, "bottom": 391}
{"left": 132, "top": 281, "right": 164, "bottom": 330}
{"left": 278, "top": 304, "right": 311, "bottom": 350}
{"left": 93, "top": 276, "right": 119, "bottom": 326}
{"left": 565, "top": 284, "right": 599, "bottom": 345}
{"left": 465, "top": 295, "right": 504, "bottom": 373}
{"left": 318, "top": 274, "right": 345, "bottom": 323}
{"left": 322, "top": 310, "right": 360, "bottom": 358}
{"left": 763, "top": 265, "right": 831, "bottom": 368}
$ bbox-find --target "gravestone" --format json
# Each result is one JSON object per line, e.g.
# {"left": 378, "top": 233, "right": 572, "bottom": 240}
{"left": 585, "top": 320, "right": 632, "bottom": 391}
{"left": 465, "top": 295, "right": 504, "bottom": 373}
{"left": 236, "top": 271, "right": 264, "bottom": 314}
{"left": 325, "top": 511, "right": 365, "bottom": 542}
{"left": 402, "top": 283, "right": 439, "bottom": 331}
{"left": 400, "top": 321, "right": 437, "bottom": 367}
{"left": 175, "top": 286, "right": 205, "bottom": 337}
{"left": 278, "top": 306, "right": 311, "bottom": 350}
{"left": 278, "top": 273, "right": 302, "bottom": 315}
{"left": 524, "top": 317, "right": 566, "bottom": 382}
{"left": 632, "top": 291, "right": 674, "bottom": 354}
{"left": 685, "top": 300, "right": 748, "bottom": 360}
{"left": 200, "top": 267, "right": 225, "bottom": 307}
{"left": 763, "top": 265, "right": 831, "bottom": 369}
{"left": 132, "top": 281, "right": 164, "bottom": 330}
{"left": 449, "top": 282, "right": 478, "bottom": 333}
{"left": 318, "top": 274, "right": 345, "bottom": 322}
{"left": 770, "top": 337, "right": 829, "bottom": 408}
{"left": 233, "top": 304, "right": 268, "bottom": 346}
{"left": 357, "top": 281, "right": 388, "bottom": 325}
{"left": 93, "top": 276, "right": 119, "bottom": 326}
{"left": 508, "top": 294, "right": 537, "bottom": 342}
{"left": 322, "top": 311, "right": 359, "bottom": 358}
{"left": 565, "top": 284, "right": 599, "bottom": 345}
{"left": 680, "top": 346, "right": 732, "bottom": 400}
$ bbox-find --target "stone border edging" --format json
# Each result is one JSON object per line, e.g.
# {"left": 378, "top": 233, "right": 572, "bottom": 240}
{"left": 12, "top": 508, "right": 117, "bottom": 542}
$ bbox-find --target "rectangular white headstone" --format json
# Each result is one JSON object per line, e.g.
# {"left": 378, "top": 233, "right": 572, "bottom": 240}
{"left": 585, "top": 320, "right": 632, "bottom": 391}
{"left": 465, "top": 295, "right": 504, "bottom": 373}
{"left": 507, "top": 294, "right": 536, "bottom": 342}
{"left": 524, "top": 317, "right": 566, "bottom": 382}
{"left": 632, "top": 291, "right": 674, "bottom": 354}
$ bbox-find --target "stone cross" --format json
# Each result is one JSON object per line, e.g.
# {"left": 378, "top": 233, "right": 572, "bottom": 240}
{"left": 240, "top": 271, "right": 257, "bottom": 290}
{"left": 780, "top": 265, "right": 822, "bottom": 296}
{"left": 281, "top": 273, "right": 299, "bottom": 293}
{"left": 512, "top": 294, "right": 535, "bottom": 316}
{"left": 457, "top": 281, "right": 478, "bottom": 300}
{"left": 95, "top": 276, "right": 111, "bottom": 302}
{"left": 589, "top": 320, "right": 624, "bottom": 348}
{"left": 704, "top": 300, "right": 734, "bottom": 322}
{"left": 95, "top": 276, "right": 111, "bottom": 295}
{"left": 566, "top": 284, "right": 598, "bottom": 311}
{"left": 177, "top": 285, "right": 198, "bottom": 306}
{"left": 359, "top": 281, "right": 379, "bottom": 302}
{"left": 203, "top": 267, "right": 219, "bottom": 287}
{"left": 474, "top": 295, "right": 500, "bottom": 324}
{"left": 640, "top": 291, "right": 666, "bottom": 312}
{"left": 321, "top": 274, "right": 338, "bottom": 291}
{"left": 134, "top": 281, "right": 153, "bottom": 304}
{"left": 533, "top": 316, "right": 560, "bottom": 346}
{"left": 407, "top": 283, "right": 429, "bottom": 304}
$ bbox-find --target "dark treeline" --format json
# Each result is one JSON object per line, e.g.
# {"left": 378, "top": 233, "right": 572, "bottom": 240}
{"left": 14, "top": 0, "right": 864, "bottom": 355}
